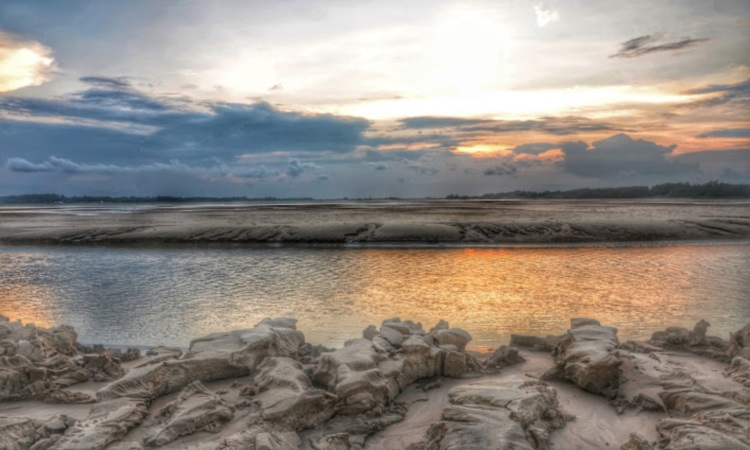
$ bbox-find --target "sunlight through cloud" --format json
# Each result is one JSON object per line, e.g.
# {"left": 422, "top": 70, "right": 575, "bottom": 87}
{"left": 0, "top": 32, "right": 55, "bottom": 93}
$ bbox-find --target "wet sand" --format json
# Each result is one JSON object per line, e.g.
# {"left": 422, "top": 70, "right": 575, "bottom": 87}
{"left": 1, "top": 199, "right": 749, "bottom": 244}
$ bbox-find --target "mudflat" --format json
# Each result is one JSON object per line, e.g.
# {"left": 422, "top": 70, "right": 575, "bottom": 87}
{"left": 1, "top": 199, "right": 749, "bottom": 244}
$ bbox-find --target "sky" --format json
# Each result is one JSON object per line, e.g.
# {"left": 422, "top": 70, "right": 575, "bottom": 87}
{"left": 0, "top": 0, "right": 748, "bottom": 198}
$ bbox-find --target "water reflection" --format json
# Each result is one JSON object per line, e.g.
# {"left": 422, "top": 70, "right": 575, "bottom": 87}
{"left": 0, "top": 243, "right": 748, "bottom": 350}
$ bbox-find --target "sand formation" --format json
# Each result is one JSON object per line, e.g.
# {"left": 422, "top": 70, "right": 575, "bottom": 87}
{"left": 2, "top": 200, "right": 750, "bottom": 245}
{"left": 1, "top": 314, "right": 749, "bottom": 449}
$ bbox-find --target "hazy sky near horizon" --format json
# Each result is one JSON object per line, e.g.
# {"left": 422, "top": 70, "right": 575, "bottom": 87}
{"left": 0, "top": 0, "right": 748, "bottom": 197}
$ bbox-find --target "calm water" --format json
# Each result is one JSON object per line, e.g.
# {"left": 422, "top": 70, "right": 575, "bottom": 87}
{"left": 1, "top": 243, "right": 748, "bottom": 351}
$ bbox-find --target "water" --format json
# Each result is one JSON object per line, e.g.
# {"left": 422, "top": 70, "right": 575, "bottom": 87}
{"left": 1, "top": 242, "right": 748, "bottom": 351}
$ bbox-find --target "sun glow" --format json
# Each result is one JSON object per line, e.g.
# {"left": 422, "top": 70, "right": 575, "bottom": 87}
{"left": 454, "top": 144, "right": 513, "bottom": 157}
{"left": 0, "top": 44, "right": 55, "bottom": 92}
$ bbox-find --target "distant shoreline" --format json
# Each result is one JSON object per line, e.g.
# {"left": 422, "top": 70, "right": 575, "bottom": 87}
{"left": 2, "top": 181, "right": 749, "bottom": 204}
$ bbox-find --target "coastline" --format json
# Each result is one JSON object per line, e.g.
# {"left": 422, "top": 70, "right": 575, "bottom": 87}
{"left": 1, "top": 199, "right": 750, "bottom": 245}
{"left": 1, "top": 315, "right": 749, "bottom": 449}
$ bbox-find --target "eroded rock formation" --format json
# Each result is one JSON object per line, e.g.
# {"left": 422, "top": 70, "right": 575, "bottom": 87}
{"left": 1, "top": 316, "right": 748, "bottom": 450}
{"left": 546, "top": 318, "right": 622, "bottom": 398}
{"left": 407, "top": 380, "right": 567, "bottom": 450}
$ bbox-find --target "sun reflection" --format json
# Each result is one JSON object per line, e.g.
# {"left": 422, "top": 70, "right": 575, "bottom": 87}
{"left": 0, "top": 283, "right": 55, "bottom": 328}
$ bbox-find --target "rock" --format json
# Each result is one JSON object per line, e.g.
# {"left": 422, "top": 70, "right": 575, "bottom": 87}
{"left": 0, "top": 320, "right": 95, "bottom": 402}
{"left": 381, "top": 318, "right": 425, "bottom": 336}
{"left": 571, "top": 318, "right": 601, "bottom": 328}
{"left": 144, "top": 381, "right": 233, "bottom": 446}
{"left": 254, "top": 356, "right": 336, "bottom": 429}
{"left": 313, "top": 339, "right": 391, "bottom": 414}
{"left": 82, "top": 352, "right": 125, "bottom": 381}
{"left": 509, "top": 334, "right": 561, "bottom": 352}
{"left": 121, "top": 348, "right": 141, "bottom": 362}
{"left": 53, "top": 397, "right": 149, "bottom": 450}
{"left": 107, "top": 442, "right": 144, "bottom": 450}
{"left": 220, "top": 428, "right": 300, "bottom": 450}
{"left": 484, "top": 345, "right": 525, "bottom": 371}
{"left": 407, "top": 380, "right": 565, "bottom": 450}
{"left": 0, "top": 416, "right": 42, "bottom": 450}
{"left": 429, "top": 328, "right": 471, "bottom": 351}
{"left": 317, "top": 433, "right": 352, "bottom": 450}
{"left": 726, "top": 356, "right": 750, "bottom": 387}
{"left": 362, "top": 325, "right": 378, "bottom": 341}
{"left": 657, "top": 419, "right": 750, "bottom": 450}
{"left": 297, "top": 342, "right": 334, "bottom": 365}
{"left": 620, "top": 432, "right": 653, "bottom": 450}
{"left": 98, "top": 318, "right": 304, "bottom": 401}
{"left": 650, "top": 321, "right": 732, "bottom": 362}
{"left": 651, "top": 327, "right": 691, "bottom": 346}
{"left": 429, "top": 319, "right": 450, "bottom": 333}
{"left": 378, "top": 326, "right": 404, "bottom": 347}
{"left": 728, "top": 323, "right": 750, "bottom": 359}
{"left": 552, "top": 321, "right": 621, "bottom": 398}
{"left": 442, "top": 351, "right": 467, "bottom": 378}
{"left": 656, "top": 370, "right": 750, "bottom": 449}
{"left": 314, "top": 323, "right": 475, "bottom": 415}
{"left": 689, "top": 319, "right": 710, "bottom": 346}
{"left": 255, "top": 431, "right": 301, "bottom": 450}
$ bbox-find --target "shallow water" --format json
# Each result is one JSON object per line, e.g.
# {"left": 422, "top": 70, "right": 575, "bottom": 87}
{"left": 1, "top": 242, "right": 748, "bottom": 350}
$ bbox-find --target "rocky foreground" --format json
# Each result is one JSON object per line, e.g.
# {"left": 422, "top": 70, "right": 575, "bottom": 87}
{"left": 1, "top": 314, "right": 749, "bottom": 449}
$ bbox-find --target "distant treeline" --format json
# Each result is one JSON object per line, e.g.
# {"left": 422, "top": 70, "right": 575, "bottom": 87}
{"left": 448, "top": 181, "right": 750, "bottom": 199}
{"left": 0, "top": 194, "right": 313, "bottom": 204}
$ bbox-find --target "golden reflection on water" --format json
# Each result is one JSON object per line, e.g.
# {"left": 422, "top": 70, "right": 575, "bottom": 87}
{"left": 294, "top": 245, "right": 750, "bottom": 351}
{"left": 1, "top": 282, "right": 55, "bottom": 329}
{"left": 0, "top": 244, "right": 748, "bottom": 350}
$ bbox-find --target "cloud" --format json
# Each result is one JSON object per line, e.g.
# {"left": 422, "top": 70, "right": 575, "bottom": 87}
{"left": 534, "top": 3, "right": 559, "bottom": 28}
{"left": 610, "top": 34, "right": 709, "bottom": 58}
{"left": 484, "top": 164, "right": 517, "bottom": 176}
{"left": 561, "top": 133, "right": 697, "bottom": 177}
{"left": 513, "top": 143, "right": 558, "bottom": 155}
{"left": 79, "top": 76, "right": 132, "bottom": 89}
{"left": 0, "top": 30, "right": 56, "bottom": 92}
{"left": 0, "top": 82, "right": 371, "bottom": 165}
{"left": 367, "top": 162, "right": 389, "bottom": 171}
{"left": 406, "top": 163, "right": 439, "bottom": 175}
{"left": 286, "top": 158, "right": 321, "bottom": 177}
{"left": 697, "top": 128, "right": 750, "bottom": 138}
{"left": 674, "top": 149, "right": 750, "bottom": 175}
{"left": 399, "top": 116, "right": 619, "bottom": 136}
{"left": 684, "top": 79, "right": 750, "bottom": 107}
{"left": 5, "top": 156, "right": 233, "bottom": 176}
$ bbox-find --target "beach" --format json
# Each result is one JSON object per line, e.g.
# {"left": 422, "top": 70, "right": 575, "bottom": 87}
{"left": 1, "top": 314, "right": 749, "bottom": 449}
{"left": 2, "top": 199, "right": 750, "bottom": 449}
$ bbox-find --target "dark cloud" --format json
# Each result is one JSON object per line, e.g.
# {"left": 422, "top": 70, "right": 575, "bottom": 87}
{"left": 484, "top": 164, "right": 517, "bottom": 176}
{"left": 513, "top": 143, "right": 558, "bottom": 154}
{"left": 363, "top": 149, "right": 427, "bottom": 161}
{"left": 685, "top": 79, "right": 750, "bottom": 107}
{"left": 5, "top": 156, "right": 231, "bottom": 176}
{"left": 79, "top": 76, "right": 132, "bottom": 89}
{"left": 286, "top": 158, "right": 321, "bottom": 177}
{"left": 698, "top": 128, "right": 750, "bottom": 138}
{"left": 673, "top": 149, "right": 750, "bottom": 175}
{"left": 0, "top": 82, "right": 371, "bottom": 167}
{"left": 367, "top": 162, "right": 389, "bottom": 170}
{"left": 610, "top": 34, "right": 709, "bottom": 58}
{"left": 406, "top": 163, "right": 439, "bottom": 175}
{"left": 561, "top": 133, "right": 697, "bottom": 177}
{"left": 400, "top": 117, "right": 490, "bottom": 129}
{"left": 399, "top": 116, "right": 619, "bottom": 136}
